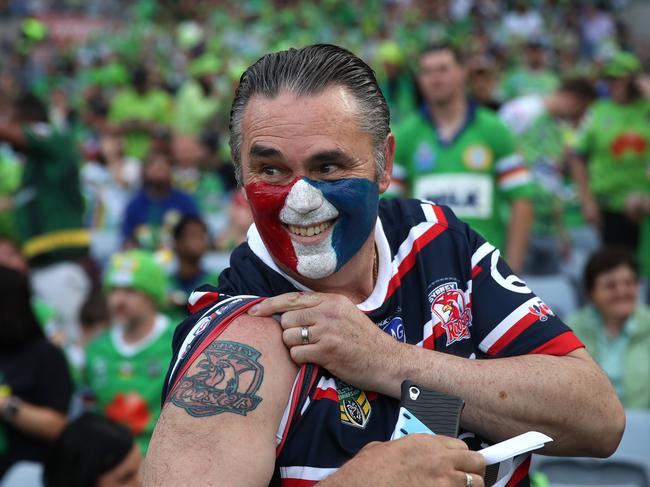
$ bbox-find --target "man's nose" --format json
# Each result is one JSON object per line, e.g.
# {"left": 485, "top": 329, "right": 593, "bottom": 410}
{"left": 285, "top": 179, "right": 324, "bottom": 213}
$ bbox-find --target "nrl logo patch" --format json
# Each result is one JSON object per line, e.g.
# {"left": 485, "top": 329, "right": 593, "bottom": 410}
{"left": 429, "top": 281, "right": 473, "bottom": 346}
{"left": 336, "top": 380, "right": 371, "bottom": 428}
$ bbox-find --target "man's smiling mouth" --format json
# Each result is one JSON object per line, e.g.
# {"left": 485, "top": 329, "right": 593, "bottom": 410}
{"left": 285, "top": 219, "right": 336, "bottom": 237}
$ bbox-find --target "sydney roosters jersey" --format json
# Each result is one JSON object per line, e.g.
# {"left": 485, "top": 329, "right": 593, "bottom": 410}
{"left": 162, "top": 198, "right": 583, "bottom": 487}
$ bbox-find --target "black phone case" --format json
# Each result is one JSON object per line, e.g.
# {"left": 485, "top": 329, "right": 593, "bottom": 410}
{"left": 399, "top": 380, "right": 465, "bottom": 438}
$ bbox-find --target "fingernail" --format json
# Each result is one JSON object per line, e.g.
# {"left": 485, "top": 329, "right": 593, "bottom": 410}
{"left": 248, "top": 304, "right": 260, "bottom": 315}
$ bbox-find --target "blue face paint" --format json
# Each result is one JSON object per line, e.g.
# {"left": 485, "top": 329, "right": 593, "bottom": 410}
{"left": 303, "top": 177, "right": 379, "bottom": 273}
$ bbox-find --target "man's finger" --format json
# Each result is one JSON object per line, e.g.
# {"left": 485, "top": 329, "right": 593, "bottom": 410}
{"left": 282, "top": 326, "right": 319, "bottom": 347}
{"left": 248, "top": 292, "right": 322, "bottom": 316}
{"left": 280, "top": 309, "right": 318, "bottom": 330}
{"left": 289, "top": 343, "right": 321, "bottom": 365}
{"left": 453, "top": 450, "right": 486, "bottom": 477}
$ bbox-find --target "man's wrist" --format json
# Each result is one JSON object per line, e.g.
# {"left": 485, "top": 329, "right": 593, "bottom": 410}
{"left": 1, "top": 396, "right": 21, "bottom": 423}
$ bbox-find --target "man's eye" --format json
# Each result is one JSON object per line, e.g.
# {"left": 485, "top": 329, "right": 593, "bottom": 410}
{"left": 262, "top": 166, "right": 281, "bottom": 176}
{"left": 319, "top": 164, "right": 338, "bottom": 174}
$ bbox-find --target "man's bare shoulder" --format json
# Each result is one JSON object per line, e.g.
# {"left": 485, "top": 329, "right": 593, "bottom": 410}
{"left": 144, "top": 314, "right": 298, "bottom": 486}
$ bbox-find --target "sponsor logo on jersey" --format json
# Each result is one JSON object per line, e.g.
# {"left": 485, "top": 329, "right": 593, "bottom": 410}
{"left": 336, "top": 380, "right": 371, "bottom": 428}
{"left": 415, "top": 141, "right": 436, "bottom": 171}
{"left": 528, "top": 299, "right": 554, "bottom": 322}
{"left": 378, "top": 312, "right": 406, "bottom": 342}
{"left": 429, "top": 281, "right": 472, "bottom": 346}
{"left": 463, "top": 144, "right": 492, "bottom": 170}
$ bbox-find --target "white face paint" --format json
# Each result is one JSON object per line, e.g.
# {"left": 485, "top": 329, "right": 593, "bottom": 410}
{"left": 279, "top": 179, "right": 340, "bottom": 279}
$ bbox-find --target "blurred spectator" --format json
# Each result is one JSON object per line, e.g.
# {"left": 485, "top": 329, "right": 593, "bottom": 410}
{"left": 108, "top": 65, "right": 172, "bottom": 161}
{"left": 568, "top": 247, "right": 650, "bottom": 409}
{"left": 580, "top": 2, "right": 616, "bottom": 57}
{"left": 500, "top": 78, "right": 597, "bottom": 274}
{"left": 173, "top": 54, "right": 221, "bottom": 136}
{"left": 467, "top": 54, "right": 502, "bottom": 111}
{"left": 0, "top": 266, "right": 72, "bottom": 479}
{"left": 0, "top": 93, "right": 90, "bottom": 346}
{"left": 569, "top": 51, "right": 650, "bottom": 253}
{"left": 499, "top": 37, "right": 560, "bottom": 100}
{"left": 84, "top": 250, "right": 172, "bottom": 454}
{"left": 43, "top": 413, "right": 142, "bottom": 487}
{"left": 394, "top": 43, "right": 534, "bottom": 272}
{"left": 121, "top": 150, "right": 200, "bottom": 251}
{"left": 167, "top": 216, "right": 219, "bottom": 321}
{"left": 374, "top": 40, "right": 417, "bottom": 125}
{"left": 214, "top": 191, "right": 254, "bottom": 253}
{"left": 501, "top": 0, "right": 544, "bottom": 41}
{"left": 0, "top": 142, "right": 21, "bottom": 241}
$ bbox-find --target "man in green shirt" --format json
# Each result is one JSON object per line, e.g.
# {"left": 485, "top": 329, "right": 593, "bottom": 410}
{"left": 499, "top": 37, "right": 560, "bottom": 100}
{"left": 85, "top": 250, "right": 173, "bottom": 454}
{"left": 394, "top": 44, "right": 534, "bottom": 272}
{"left": 109, "top": 66, "right": 172, "bottom": 161}
{"left": 569, "top": 51, "right": 650, "bottom": 253}
{"left": 0, "top": 93, "right": 90, "bottom": 346}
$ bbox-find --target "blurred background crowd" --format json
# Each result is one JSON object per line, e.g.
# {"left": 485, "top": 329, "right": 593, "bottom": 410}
{"left": 0, "top": 0, "right": 649, "bottom": 485}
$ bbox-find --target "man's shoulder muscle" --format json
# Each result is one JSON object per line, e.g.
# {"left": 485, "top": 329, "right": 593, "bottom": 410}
{"left": 145, "top": 314, "right": 297, "bottom": 485}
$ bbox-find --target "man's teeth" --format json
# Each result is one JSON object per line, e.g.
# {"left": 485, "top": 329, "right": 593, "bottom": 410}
{"left": 288, "top": 221, "right": 332, "bottom": 237}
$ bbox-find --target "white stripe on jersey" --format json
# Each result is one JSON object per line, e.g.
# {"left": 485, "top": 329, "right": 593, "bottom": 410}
{"left": 280, "top": 466, "right": 338, "bottom": 482}
{"left": 276, "top": 371, "right": 303, "bottom": 446}
{"left": 471, "top": 242, "right": 496, "bottom": 268}
{"left": 316, "top": 376, "right": 337, "bottom": 392}
{"left": 495, "top": 153, "right": 525, "bottom": 173}
{"left": 499, "top": 171, "right": 532, "bottom": 191}
{"left": 416, "top": 319, "right": 434, "bottom": 347}
{"left": 187, "top": 291, "right": 209, "bottom": 306}
{"left": 419, "top": 202, "right": 438, "bottom": 223}
{"left": 479, "top": 297, "right": 540, "bottom": 352}
{"left": 492, "top": 453, "right": 529, "bottom": 487}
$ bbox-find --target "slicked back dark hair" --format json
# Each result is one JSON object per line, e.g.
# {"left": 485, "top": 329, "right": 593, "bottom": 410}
{"left": 229, "top": 44, "right": 390, "bottom": 185}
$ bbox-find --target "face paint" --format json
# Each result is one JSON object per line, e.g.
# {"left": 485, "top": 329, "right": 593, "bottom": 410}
{"left": 245, "top": 177, "right": 378, "bottom": 279}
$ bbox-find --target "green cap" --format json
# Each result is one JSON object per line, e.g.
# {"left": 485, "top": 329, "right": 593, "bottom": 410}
{"left": 376, "top": 41, "right": 404, "bottom": 65}
{"left": 603, "top": 51, "right": 642, "bottom": 78}
{"left": 104, "top": 250, "right": 168, "bottom": 307}
{"left": 189, "top": 54, "right": 221, "bottom": 77}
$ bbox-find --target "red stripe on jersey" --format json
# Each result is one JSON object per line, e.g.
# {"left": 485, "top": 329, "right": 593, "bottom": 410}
{"left": 313, "top": 386, "right": 339, "bottom": 403}
{"left": 471, "top": 265, "right": 482, "bottom": 278}
{"left": 282, "top": 479, "right": 317, "bottom": 487}
{"left": 165, "top": 297, "right": 266, "bottom": 401}
{"left": 530, "top": 331, "right": 584, "bottom": 356}
{"left": 385, "top": 206, "right": 448, "bottom": 300}
{"left": 506, "top": 455, "right": 531, "bottom": 486}
{"left": 277, "top": 365, "right": 308, "bottom": 457}
{"left": 187, "top": 291, "right": 220, "bottom": 314}
{"left": 487, "top": 312, "right": 539, "bottom": 356}
{"left": 498, "top": 166, "right": 528, "bottom": 181}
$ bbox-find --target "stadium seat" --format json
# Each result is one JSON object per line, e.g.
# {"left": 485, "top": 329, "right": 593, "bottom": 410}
{"left": 530, "top": 409, "right": 650, "bottom": 487}
{"left": 522, "top": 275, "right": 579, "bottom": 320}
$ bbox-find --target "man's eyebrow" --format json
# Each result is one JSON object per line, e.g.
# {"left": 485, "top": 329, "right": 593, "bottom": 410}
{"left": 306, "top": 149, "right": 356, "bottom": 167}
{"left": 249, "top": 144, "right": 283, "bottom": 159}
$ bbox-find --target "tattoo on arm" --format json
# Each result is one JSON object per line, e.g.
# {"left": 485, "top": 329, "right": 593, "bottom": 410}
{"left": 171, "top": 340, "right": 264, "bottom": 418}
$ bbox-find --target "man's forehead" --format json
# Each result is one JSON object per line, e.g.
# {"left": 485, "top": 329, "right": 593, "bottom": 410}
{"left": 241, "top": 85, "right": 361, "bottom": 137}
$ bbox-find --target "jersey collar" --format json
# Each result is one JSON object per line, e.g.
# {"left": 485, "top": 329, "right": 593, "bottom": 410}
{"left": 420, "top": 98, "right": 478, "bottom": 148}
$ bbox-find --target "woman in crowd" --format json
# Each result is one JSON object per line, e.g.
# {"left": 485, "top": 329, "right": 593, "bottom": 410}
{"left": 0, "top": 266, "right": 72, "bottom": 479}
{"left": 568, "top": 247, "right": 650, "bottom": 409}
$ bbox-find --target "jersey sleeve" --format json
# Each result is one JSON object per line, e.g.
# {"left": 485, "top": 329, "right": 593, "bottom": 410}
{"left": 35, "top": 341, "right": 74, "bottom": 414}
{"left": 492, "top": 122, "right": 535, "bottom": 202}
{"left": 161, "top": 284, "right": 264, "bottom": 405}
{"left": 466, "top": 228, "right": 584, "bottom": 357}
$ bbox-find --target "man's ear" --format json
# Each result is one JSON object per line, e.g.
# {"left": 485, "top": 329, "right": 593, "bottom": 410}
{"left": 378, "top": 133, "right": 395, "bottom": 194}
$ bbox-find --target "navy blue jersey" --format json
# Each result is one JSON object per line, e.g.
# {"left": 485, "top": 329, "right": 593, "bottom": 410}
{"left": 163, "top": 199, "right": 583, "bottom": 487}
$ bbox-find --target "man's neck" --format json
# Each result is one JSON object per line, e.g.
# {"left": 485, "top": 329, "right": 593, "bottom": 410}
{"left": 122, "top": 313, "right": 157, "bottom": 344}
{"left": 178, "top": 258, "right": 202, "bottom": 281}
{"left": 428, "top": 95, "right": 468, "bottom": 141}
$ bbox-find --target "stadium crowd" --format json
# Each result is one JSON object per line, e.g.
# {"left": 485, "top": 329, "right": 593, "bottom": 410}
{"left": 0, "top": 0, "right": 649, "bottom": 485}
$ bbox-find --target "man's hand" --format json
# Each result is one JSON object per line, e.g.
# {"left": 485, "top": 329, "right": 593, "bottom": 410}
{"left": 321, "top": 434, "right": 485, "bottom": 487}
{"left": 248, "top": 292, "right": 394, "bottom": 392}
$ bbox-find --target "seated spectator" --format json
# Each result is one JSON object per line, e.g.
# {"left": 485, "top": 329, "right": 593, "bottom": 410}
{"left": 167, "top": 216, "right": 219, "bottom": 321}
{"left": 568, "top": 247, "right": 650, "bottom": 409}
{"left": 214, "top": 190, "right": 253, "bottom": 252}
{"left": 0, "top": 266, "right": 72, "bottom": 479}
{"left": 121, "top": 151, "right": 200, "bottom": 251}
{"left": 43, "top": 413, "right": 141, "bottom": 487}
{"left": 83, "top": 250, "right": 173, "bottom": 454}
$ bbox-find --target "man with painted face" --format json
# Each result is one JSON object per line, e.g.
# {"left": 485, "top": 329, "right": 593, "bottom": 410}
{"left": 145, "top": 45, "right": 624, "bottom": 487}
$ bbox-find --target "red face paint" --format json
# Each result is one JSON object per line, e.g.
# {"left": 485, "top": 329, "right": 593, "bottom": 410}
{"left": 245, "top": 179, "right": 299, "bottom": 271}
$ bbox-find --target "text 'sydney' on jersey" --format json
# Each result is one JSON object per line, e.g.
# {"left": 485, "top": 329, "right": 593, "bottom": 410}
{"left": 162, "top": 198, "right": 584, "bottom": 487}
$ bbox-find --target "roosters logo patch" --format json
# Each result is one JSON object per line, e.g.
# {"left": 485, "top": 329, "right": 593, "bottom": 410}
{"left": 429, "top": 282, "right": 472, "bottom": 346}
